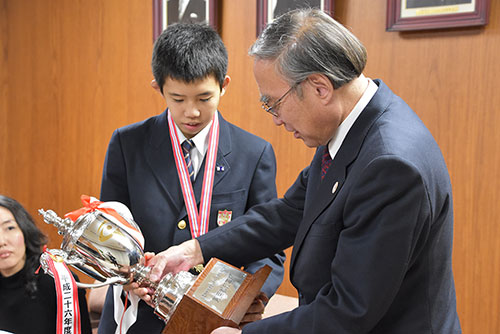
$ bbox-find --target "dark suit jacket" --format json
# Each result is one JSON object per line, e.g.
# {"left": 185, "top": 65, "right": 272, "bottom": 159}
{"left": 97, "top": 111, "right": 285, "bottom": 333}
{"left": 198, "top": 80, "right": 461, "bottom": 333}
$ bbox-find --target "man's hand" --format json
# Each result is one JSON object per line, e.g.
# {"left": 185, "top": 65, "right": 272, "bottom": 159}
{"left": 211, "top": 327, "right": 242, "bottom": 334}
{"left": 128, "top": 239, "right": 205, "bottom": 304}
{"left": 240, "top": 292, "right": 268, "bottom": 327}
{"left": 147, "top": 239, "right": 204, "bottom": 282}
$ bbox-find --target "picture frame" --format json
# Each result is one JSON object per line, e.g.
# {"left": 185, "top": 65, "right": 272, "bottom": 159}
{"left": 256, "top": 0, "right": 335, "bottom": 36}
{"left": 153, "top": 0, "right": 219, "bottom": 41}
{"left": 386, "top": 0, "right": 490, "bottom": 31}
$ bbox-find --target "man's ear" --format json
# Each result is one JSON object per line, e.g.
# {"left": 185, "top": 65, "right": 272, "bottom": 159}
{"left": 221, "top": 75, "right": 231, "bottom": 96}
{"left": 151, "top": 79, "right": 162, "bottom": 94}
{"left": 307, "top": 73, "right": 333, "bottom": 103}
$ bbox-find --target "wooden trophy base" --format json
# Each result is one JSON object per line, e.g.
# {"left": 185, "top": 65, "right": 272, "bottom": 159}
{"left": 162, "top": 258, "right": 271, "bottom": 334}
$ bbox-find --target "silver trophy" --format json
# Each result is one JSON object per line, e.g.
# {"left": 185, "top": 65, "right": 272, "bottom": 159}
{"left": 39, "top": 203, "right": 271, "bottom": 333}
{"left": 38, "top": 208, "right": 196, "bottom": 322}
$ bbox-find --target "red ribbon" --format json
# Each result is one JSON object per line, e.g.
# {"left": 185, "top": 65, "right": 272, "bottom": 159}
{"left": 64, "top": 195, "right": 137, "bottom": 232}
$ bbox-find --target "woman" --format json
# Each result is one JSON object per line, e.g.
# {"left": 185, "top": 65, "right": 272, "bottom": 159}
{"left": 0, "top": 195, "right": 91, "bottom": 333}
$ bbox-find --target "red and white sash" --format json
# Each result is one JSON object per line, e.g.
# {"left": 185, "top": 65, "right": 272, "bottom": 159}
{"left": 45, "top": 251, "right": 81, "bottom": 334}
{"left": 168, "top": 110, "right": 220, "bottom": 238}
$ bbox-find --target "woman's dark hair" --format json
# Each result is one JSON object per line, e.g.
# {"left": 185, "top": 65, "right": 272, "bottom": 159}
{"left": 0, "top": 195, "right": 47, "bottom": 297}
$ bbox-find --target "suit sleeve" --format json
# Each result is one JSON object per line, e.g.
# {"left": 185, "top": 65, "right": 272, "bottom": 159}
{"left": 241, "top": 156, "right": 432, "bottom": 333}
{"left": 241, "top": 142, "right": 285, "bottom": 298}
{"left": 100, "top": 129, "right": 130, "bottom": 206}
{"left": 198, "top": 162, "right": 309, "bottom": 290}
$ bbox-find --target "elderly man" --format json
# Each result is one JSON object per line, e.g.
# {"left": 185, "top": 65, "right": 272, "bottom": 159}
{"left": 138, "top": 8, "right": 461, "bottom": 334}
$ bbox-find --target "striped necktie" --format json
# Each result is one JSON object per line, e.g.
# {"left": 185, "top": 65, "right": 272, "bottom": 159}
{"left": 182, "top": 139, "right": 195, "bottom": 183}
{"left": 321, "top": 146, "right": 333, "bottom": 180}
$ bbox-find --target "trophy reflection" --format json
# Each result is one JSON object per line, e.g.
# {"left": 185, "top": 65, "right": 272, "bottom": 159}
{"left": 38, "top": 197, "right": 271, "bottom": 333}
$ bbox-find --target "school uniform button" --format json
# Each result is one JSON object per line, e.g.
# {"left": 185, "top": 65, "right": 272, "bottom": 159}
{"left": 177, "top": 220, "right": 187, "bottom": 230}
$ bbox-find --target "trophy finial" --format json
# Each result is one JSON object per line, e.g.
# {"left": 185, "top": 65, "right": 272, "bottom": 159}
{"left": 38, "top": 208, "right": 73, "bottom": 235}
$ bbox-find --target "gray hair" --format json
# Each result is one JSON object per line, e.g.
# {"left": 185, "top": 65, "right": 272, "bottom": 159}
{"left": 249, "top": 8, "right": 367, "bottom": 89}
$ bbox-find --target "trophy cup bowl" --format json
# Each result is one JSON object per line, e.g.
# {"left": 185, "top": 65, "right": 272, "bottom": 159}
{"left": 39, "top": 206, "right": 271, "bottom": 332}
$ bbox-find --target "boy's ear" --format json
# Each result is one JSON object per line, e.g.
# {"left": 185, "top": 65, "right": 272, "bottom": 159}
{"left": 151, "top": 79, "right": 162, "bottom": 94}
{"left": 221, "top": 75, "right": 231, "bottom": 96}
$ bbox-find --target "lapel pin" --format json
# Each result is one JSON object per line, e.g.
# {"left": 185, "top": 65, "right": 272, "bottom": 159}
{"left": 216, "top": 165, "right": 225, "bottom": 172}
{"left": 332, "top": 181, "right": 339, "bottom": 194}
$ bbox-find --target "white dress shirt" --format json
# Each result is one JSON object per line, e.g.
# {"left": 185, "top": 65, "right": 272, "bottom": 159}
{"left": 327, "top": 77, "right": 378, "bottom": 160}
{"left": 174, "top": 112, "right": 216, "bottom": 180}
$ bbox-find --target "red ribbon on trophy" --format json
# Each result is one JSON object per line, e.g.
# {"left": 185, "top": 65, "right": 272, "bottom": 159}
{"left": 44, "top": 248, "right": 81, "bottom": 334}
{"left": 64, "top": 194, "right": 144, "bottom": 249}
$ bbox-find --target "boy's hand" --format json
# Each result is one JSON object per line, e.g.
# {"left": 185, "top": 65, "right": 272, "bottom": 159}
{"left": 239, "top": 292, "right": 268, "bottom": 326}
{"left": 211, "top": 292, "right": 268, "bottom": 334}
{"left": 126, "top": 252, "right": 156, "bottom": 307}
{"left": 125, "top": 281, "right": 155, "bottom": 307}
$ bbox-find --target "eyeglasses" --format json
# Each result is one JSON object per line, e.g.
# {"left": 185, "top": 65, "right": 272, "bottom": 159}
{"left": 261, "top": 83, "right": 298, "bottom": 117}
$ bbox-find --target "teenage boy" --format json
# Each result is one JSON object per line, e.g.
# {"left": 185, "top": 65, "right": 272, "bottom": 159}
{"left": 96, "top": 23, "right": 285, "bottom": 333}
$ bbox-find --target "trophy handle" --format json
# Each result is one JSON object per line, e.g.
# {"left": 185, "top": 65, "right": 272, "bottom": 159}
{"left": 41, "top": 249, "right": 130, "bottom": 288}
{"left": 76, "top": 276, "right": 128, "bottom": 289}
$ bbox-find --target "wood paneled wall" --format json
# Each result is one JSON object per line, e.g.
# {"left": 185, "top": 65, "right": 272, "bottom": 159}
{"left": 1, "top": 0, "right": 163, "bottom": 215}
{"left": 1, "top": 0, "right": 500, "bottom": 332}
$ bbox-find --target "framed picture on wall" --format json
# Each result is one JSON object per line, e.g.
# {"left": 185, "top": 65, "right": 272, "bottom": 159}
{"left": 386, "top": 0, "right": 490, "bottom": 31}
{"left": 257, "top": 0, "right": 335, "bottom": 36}
{"left": 153, "top": 0, "right": 219, "bottom": 41}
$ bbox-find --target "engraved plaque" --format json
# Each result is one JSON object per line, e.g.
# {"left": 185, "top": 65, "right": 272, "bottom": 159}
{"left": 193, "top": 261, "right": 247, "bottom": 314}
